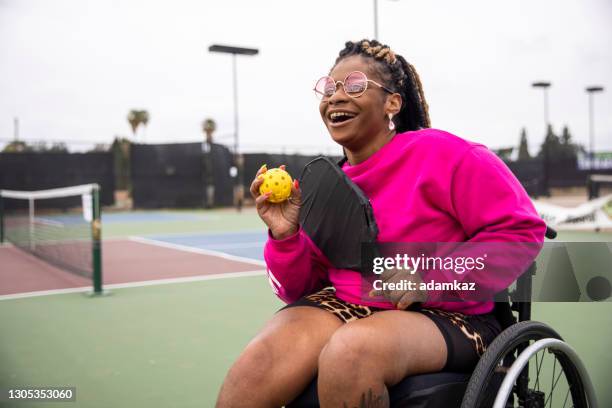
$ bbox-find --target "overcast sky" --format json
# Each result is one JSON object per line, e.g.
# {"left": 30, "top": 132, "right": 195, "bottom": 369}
{"left": 1, "top": 0, "right": 611, "bottom": 155}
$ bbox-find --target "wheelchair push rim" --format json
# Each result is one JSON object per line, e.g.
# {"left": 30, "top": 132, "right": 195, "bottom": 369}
{"left": 461, "top": 321, "right": 595, "bottom": 408}
{"left": 493, "top": 338, "right": 597, "bottom": 408}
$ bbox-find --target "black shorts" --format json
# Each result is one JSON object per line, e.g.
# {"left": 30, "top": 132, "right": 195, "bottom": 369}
{"left": 280, "top": 287, "right": 502, "bottom": 372}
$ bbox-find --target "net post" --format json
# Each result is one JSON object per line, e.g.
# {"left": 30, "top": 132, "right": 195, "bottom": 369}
{"left": 91, "top": 186, "right": 103, "bottom": 295}
{"left": 0, "top": 194, "right": 4, "bottom": 243}
{"left": 29, "top": 197, "right": 35, "bottom": 250}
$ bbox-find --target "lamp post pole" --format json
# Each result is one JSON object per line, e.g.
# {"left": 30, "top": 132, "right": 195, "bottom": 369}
{"left": 231, "top": 53, "right": 239, "bottom": 155}
{"left": 372, "top": 0, "right": 398, "bottom": 39}
{"left": 586, "top": 86, "right": 604, "bottom": 159}
{"left": 373, "top": 0, "right": 379, "bottom": 39}
{"left": 532, "top": 81, "right": 551, "bottom": 126}
{"left": 532, "top": 81, "right": 552, "bottom": 196}
{"left": 208, "top": 45, "right": 259, "bottom": 210}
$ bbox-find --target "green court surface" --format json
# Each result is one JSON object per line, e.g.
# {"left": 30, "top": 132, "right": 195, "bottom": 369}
{"left": 1, "top": 208, "right": 611, "bottom": 407}
{"left": 1, "top": 276, "right": 283, "bottom": 408}
{"left": 102, "top": 208, "right": 266, "bottom": 238}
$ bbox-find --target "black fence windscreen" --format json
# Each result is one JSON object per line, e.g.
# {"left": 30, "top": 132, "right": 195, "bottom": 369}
{"left": 130, "top": 142, "right": 234, "bottom": 208}
{"left": 0, "top": 152, "right": 115, "bottom": 208}
{"left": 130, "top": 143, "right": 342, "bottom": 209}
{"left": 242, "top": 153, "right": 343, "bottom": 191}
{"left": 506, "top": 158, "right": 612, "bottom": 197}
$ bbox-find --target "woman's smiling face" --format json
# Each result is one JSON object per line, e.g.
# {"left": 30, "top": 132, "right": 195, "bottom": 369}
{"left": 319, "top": 55, "right": 399, "bottom": 152}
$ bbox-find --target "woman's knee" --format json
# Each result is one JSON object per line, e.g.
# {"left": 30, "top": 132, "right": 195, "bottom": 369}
{"left": 232, "top": 314, "right": 321, "bottom": 378}
{"left": 218, "top": 308, "right": 343, "bottom": 407}
{"left": 224, "top": 307, "right": 342, "bottom": 388}
{"left": 318, "top": 324, "right": 384, "bottom": 378}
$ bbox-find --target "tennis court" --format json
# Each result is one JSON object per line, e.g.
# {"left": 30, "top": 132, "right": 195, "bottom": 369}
{"left": 1, "top": 208, "right": 612, "bottom": 407}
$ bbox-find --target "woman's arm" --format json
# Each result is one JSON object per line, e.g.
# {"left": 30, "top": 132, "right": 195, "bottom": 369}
{"left": 250, "top": 164, "right": 329, "bottom": 303}
{"left": 425, "top": 145, "right": 546, "bottom": 301}
{"left": 451, "top": 146, "right": 546, "bottom": 244}
{"left": 264, "top": 227, "right": 330, "bottom": 303}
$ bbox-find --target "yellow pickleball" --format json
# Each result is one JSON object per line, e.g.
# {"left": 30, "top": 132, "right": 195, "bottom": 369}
{"left": 259, "top": 168, "right": 293, "bottom": 203}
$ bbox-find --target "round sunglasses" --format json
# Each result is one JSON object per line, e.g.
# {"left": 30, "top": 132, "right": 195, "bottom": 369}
{"left": 313, "top": 71, "right": 394, "bottom": 100}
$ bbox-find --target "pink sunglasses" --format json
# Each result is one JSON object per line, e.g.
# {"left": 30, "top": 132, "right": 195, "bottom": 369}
{"left": 313, "top": 71, "right": 394, "bottom": 100}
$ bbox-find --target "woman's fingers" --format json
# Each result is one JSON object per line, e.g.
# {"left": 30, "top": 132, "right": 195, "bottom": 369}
{"left": 368, "top": 267, "right": 425, "bottom": 308}
{"left": 395, "top": 292, "right": 414, "bottom": 310}
{"left": 289, "top": 179, "right": 301, "bottom": 206}
{"left": 257, "top": 163, "right": 268, "bottom": 176}
{"left": 368, "top": 287, "right": 413, "bottom": 309}
{"left": 380, "top": 268, "right": 401, "bottom": 283}
{"left": 255, "top": 191, "right": 271, "bottom": 210}
{"left": 369, "top": 288, "right": 385, "bottom": 298}
{"left": 250, "top": 176, "right": 264, "bottom": 199}
{"left": 250, "top": 164, "right": 268, "bottom": 198}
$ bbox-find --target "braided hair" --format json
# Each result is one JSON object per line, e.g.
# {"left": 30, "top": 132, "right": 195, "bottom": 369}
{"left": 334, "top": 39, "right": 431, "bottom": 132}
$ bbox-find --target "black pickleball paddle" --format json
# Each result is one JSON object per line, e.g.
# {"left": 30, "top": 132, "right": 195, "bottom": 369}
{"left": 298, "top": 156, "right": 379, "bottom": 272}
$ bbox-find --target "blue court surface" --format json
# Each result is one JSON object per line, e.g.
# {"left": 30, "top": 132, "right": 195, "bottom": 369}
{"left": 102, "top": 212, "right": 220, "bottom": 223}
{"left": 35, "top": 211, "right": 220, "bottom": 225}
{"left": 146, "top": 230, "right": 268, "bottom": 261}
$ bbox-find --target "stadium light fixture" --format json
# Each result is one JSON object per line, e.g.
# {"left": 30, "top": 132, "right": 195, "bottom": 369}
{"left": 208, "top": 44, "right": 259, "bottom": 211}
{"left": 532, "top": 81, "right": 552, "bottom": 197}
{"left": 208, "top": 45, "right": 259, "bottom": 156}
{"left": 531, "top": 81, "right": 552, "bottom": 126}
{"left": 586, "top": 86, "right": 604, "bottom": 158}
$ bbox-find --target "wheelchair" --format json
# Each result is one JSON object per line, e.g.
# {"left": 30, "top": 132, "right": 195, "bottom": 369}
{"left": 287, "top": 227, "right": 598, "bottom": 407}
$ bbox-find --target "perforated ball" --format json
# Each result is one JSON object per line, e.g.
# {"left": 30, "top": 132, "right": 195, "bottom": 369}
{"left": 259, "top": 168, "right": 293, "bottom": 203}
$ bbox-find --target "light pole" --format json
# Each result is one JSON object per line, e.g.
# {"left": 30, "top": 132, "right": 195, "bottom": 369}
{"left": 532, "top": 81, "right": 551, "bottom": 126}
{"left": 372, "top": 0, "right": 398, "bottom": 39}
{"left": 586, "top": 86, "right": 604, "bottom": 158}
{"left": 208, "top": 45, "right": 259, "bottom": 156}
{"left": 208, "top": 44, "right": 259, "bottom": 210}
{"left": 13, "top": 117, "right": 19, "bottom": 141}
{"left": 373, "top": 0, "right": 378, "bottom": 39}
{"left": 532, "top": 81, "right": 552, "bottom": 196}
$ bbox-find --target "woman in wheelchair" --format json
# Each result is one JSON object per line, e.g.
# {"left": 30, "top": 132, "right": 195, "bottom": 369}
{"left": 215, "top": 39, "right": 546, "bottom": 407}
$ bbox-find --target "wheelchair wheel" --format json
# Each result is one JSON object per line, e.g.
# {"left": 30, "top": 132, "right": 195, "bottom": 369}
{"left": 461, "top": 321, "right": 595, "bottom": 408}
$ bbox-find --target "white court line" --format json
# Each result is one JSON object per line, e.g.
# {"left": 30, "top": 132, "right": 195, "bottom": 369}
{"left": 103, "top": 236, "right": 134, "bottom": 242}
{"left": 35, "top": 217, "right": 65, "bottom": 227}
{"left": 203, "top": 241, "right": 266, "bottom": 250}
{"left": 0, "top": 269, "right": 266, "bottom": 301}
{"left": 128, "top": 235, "right": 266, "bottom": 267}
{"left": 135, "top": 228, "right": 265, "bottom": 239}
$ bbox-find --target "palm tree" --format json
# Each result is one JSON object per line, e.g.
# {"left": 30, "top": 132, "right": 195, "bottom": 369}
{"left": 140, "top": 110, "right": 150, "bottom": 140}
{"left": 127, "top": 109, "right": 150, "bottom": 141}
{"left": 127, "top": 110, "right": 139, "bottom": 137}
{"left": 202, "top": 118, "right": 216, "bottom": 143}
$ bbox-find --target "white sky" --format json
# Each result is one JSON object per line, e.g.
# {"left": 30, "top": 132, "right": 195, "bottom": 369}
{"left": 1, "top": 0, "right": 611, "bottom": 155}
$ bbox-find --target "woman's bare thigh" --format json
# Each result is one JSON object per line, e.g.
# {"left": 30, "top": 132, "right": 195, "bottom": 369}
{"left": 216, "top": 305, "right": 342, "bottom": 407}
{"left": 320, "top": 310, "right": 447, "bottom": 387}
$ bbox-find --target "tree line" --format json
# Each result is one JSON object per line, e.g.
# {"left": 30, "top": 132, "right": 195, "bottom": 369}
{"left": 495, "top": 125, "right": 585, "bottom": 163}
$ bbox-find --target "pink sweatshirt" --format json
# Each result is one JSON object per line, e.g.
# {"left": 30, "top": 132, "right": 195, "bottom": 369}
{"left": 264, "top": 129, "right": 546, "bottom": 315}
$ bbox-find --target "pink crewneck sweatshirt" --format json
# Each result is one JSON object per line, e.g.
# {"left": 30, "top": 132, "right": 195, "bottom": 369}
{"left": 264, "top": 129, "right": 546, "bottom": 315}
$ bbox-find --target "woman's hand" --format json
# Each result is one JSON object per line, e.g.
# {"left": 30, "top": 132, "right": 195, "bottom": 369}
{"left": 369, "top": 267, "right": 427, "bottom": 310}
{"left": 250, "top": 164, "right": 302, "bottom": 240}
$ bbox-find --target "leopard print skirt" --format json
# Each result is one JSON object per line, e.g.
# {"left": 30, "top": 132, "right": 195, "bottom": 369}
{"left": 280, "top": 287, "right": 502, "bottom": 372}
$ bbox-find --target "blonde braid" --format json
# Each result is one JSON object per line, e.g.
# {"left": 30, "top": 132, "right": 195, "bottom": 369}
{"left": 404, "top": 62, "right": 431, "bottom": 128}
{"left": 335, "top": 39, "right": 431, "bottom": 130}
{"left": 360, "top": 40, "right": 397, "bottom": 65}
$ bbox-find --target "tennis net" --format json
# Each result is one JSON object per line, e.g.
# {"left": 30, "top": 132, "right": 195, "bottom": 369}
{"left": 0, "top": 184, "right": 103, "bottom": 293}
